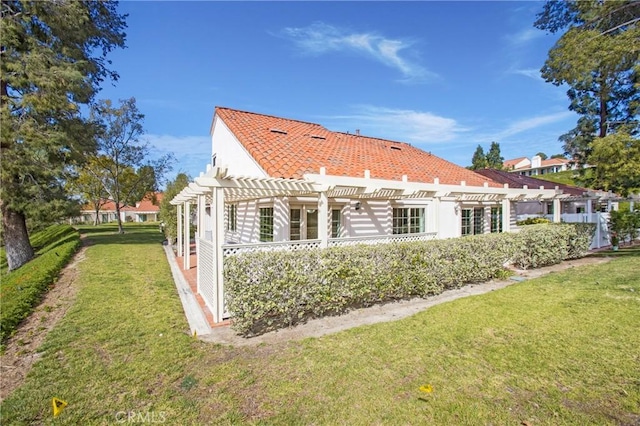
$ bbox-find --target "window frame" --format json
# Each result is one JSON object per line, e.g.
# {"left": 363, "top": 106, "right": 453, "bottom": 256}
{"left": 259, "top": 207, "right": 274, "bottom": 242}
{"left": 392, "top": 207, "right": 425, "bottom": 234}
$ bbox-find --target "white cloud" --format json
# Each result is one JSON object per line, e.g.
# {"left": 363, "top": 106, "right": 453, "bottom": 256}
{"left": 323, "top": 105, "right": 469, "bottom": 144}
{"left": 510, "top": 67, "right": 541, "bottom": 80}
{"left": 280, "top": 22, "right": 435, "bottom": 83}
{"left": 506, "top": 28, "right": 544, "bottom": 45}
{"left": 496, "top": 111, "right": 573, "bottom": 139}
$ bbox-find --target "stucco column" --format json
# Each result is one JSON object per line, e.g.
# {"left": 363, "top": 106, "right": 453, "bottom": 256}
{"left": 432, "top": 198, "right": 441, "bottom": 237}
{"left": 318, "top": 192, "right": 329, "bottom": 248}
{"left": 553, "top": 198, "right": 561, "bottom": 223}
{"left": 177, "top": 204, "right": 183, "bottom": 258}
{"left": 501, "top": 199, "right": 511, "bottom": 233}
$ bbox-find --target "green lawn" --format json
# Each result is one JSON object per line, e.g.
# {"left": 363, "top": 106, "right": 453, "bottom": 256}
{"left": 1, "top": 224, "right": 639, "bottom": 425}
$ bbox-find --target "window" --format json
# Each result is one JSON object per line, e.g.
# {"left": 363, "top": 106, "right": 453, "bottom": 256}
{"left": 473, "top": 207, "right": 484, "bottom": 235}
{"left": 490, "top": 207, "right": 502, "bottom": 233}
{"left": 546, "top": 203, "right": 554, "bottom": 215}
{"left": 331, "top": 209, "right": 342, "bottom": 238}
{"left": 226, "top": 204, "right": 237, "bottom": 231}
{"left": 259, "top": 207, "right": 273, "bottom": 242}
{"left": 393, "top": 208, "right": 425, "bottom": 234}
{"left": 462, "top": 208, "right": 485, "bottom": 236}
{"left": 290, "top": 209, "right": 301, "bottom": 240}
{"left": 461, "top": 209, "right": 472, "bottom": 236}
{"left": 306, "top": 210, "right": 318, "bottom": 239}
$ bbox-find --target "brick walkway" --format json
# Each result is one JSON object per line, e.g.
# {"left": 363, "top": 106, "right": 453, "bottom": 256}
{"left": 174, "top": 248, "right": 229, "bottom": 329}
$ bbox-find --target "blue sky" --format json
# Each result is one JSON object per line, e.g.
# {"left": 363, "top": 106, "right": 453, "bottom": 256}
{"left": 97, "top": 1, "right": 577, "bottom": 183}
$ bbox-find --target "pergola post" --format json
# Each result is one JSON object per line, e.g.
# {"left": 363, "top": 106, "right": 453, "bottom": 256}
{"left": 177, "top": 204, "right": 183, "bottom": 258}
{"left": 212, "top": 186, "right": 225, "bottom": 323}
{"left": 318, "top": 191, "right": 329, "bottom": 248}
{"left": 553, "top": 198, "right": 561, "bottom": 223}
{"left": 183, "top": 201, "right": 190, "bottom": 270}
{"left": 502, "top": 199, "right": 511, "bottom": 233}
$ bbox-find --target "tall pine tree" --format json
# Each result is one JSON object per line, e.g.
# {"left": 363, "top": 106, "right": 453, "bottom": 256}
{"left": 1, "top": 1, "right": 127, "bottom": 270}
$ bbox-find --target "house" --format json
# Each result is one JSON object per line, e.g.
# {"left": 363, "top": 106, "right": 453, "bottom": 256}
{"left": 503, "top": 155, "right": 576, "bottom": 176}
{"left": 74, "top": 193, "right": 162, "bottom": 224}
{"left": 170, "top": 107, "right": 569, "bottom": 323}
{"left": 475, "top": 169, "right": 620, "bottom": 248}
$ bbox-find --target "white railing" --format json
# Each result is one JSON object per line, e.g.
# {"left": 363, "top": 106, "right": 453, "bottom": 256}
{"left": 328, "top": 232, "right": 437, "bottom": 247}
{"left": 222, "top": 239, "right": 321, "bottom": 257}
{"left": 221, "top": 232, "right": 439, "bottom": 256}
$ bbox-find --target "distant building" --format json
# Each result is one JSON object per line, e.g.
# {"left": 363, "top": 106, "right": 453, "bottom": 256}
{"left": 73, "top": 193, "right": 163, "bottom": 224}
{"left": 503, "top": 155, "right": 578, "bottom": 176}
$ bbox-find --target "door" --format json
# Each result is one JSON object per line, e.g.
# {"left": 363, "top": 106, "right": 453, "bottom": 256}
{"left": 307, "top": 209, "right": 318, "bottom": 239}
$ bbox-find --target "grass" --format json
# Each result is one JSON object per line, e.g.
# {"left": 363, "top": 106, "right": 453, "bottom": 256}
{"left": 0, "top": 225, "right": 80, "bottom": 345}
{"left": 533, "top": 168, "right": 595, "bottom": 187}
{"left": 1, "top": 224, "right": 639, "bottom": 425}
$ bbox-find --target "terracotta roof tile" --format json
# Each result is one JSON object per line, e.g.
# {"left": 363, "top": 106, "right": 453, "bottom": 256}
{"left": 475, "top": 169, "right": 586, "bottom": 196}
{"left": 216, "top": 107, "right": 501, "bottom": 187}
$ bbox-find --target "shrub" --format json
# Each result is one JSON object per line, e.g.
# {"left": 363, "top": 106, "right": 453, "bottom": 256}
{"left": 0, "top": 226, "right": 80, "bottom": 345}
{"left": 224, "top": 224, "right": 595, "bottom": 336}
{"left": 224, "top": 233, "right": 517, "bottom": 336}
{"left": 564, "top": 223, "right": 596, "bottom": 259}
{"left": 516, "top": 217, "right": 551, "bottom": 226}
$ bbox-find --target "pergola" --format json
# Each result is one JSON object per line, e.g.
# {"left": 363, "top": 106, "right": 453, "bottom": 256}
{"left": 170, "top": 166, "right": 567, "bottom": 323}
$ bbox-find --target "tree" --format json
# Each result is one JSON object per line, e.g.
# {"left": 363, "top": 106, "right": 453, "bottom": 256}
{"left": 469, "top": 145, "right": 487, "bottom": 170}
{"left": 70, "top": 156, "right": 111, "bottom": 226}
{"left": 535, "top": 152, "right": 548, "bottom": 160}
{"left": 535, "top": 1, "right": 640, "bottom": 164}
{"left": 1, "top": 1, "right": 126, "bottom": 270}
{"left": 90, "top": 98, "right": 173, "bottom": 234}
{"left": 486, "top": 142, "right": 504, "bottom": 169}
{"left": 587, "top": 131, "right": 640, "bottom": 196}
{"left": 159, "top": 173, "right": 191, "bottom": 244}
{"left": 550, "top": 153, "right": 567, "bottom": 159}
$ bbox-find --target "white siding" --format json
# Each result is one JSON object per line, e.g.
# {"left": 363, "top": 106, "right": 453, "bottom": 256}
{"left": 211, "top": 116, "right": 267, "bottom": 178}
{"left": 225, "top": 200, "right": 259, "bottom": 243}
{"left": 346, "top": 200, "right": 392, "bottom": 237}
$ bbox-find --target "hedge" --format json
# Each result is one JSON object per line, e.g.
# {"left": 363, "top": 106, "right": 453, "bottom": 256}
{"left": 224, "top": 223, "right": 595, "bottom": 336}
{"left": 0, "top": 226, "right": 81, "bottom": 345}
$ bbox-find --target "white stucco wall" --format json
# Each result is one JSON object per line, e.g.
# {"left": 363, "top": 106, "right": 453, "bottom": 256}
{"left": 437, "top": 200, "right": 459, "bottom": 239}
{"left": 211, "top": 116, "right": 267, "bottom": 178}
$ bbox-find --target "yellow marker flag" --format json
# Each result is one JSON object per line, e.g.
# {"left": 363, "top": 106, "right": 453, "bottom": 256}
{"left": 193, "top": 330, "right": 197, "bottom": 339}
{"left": 52, "top": 397, "right": 68, "bottom": 417}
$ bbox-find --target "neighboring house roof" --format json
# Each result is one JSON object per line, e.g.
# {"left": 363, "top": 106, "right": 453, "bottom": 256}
{"left": 474, "top": 169, "right": 587, "bottom": 197}
{"left": 503, "top": 157, "right": 528, "bottom": 169}
{"left": 215, "top": 107, "right": 502, "bottom": 187}
{"left": 540, "top": 158, "right": 569, "bottom": 167}
{"left": 81, "top": 192, "right": 163, "bottom": 213}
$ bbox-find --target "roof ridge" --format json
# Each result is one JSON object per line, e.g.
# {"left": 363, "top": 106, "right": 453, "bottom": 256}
{"left": 215, "top": 106, "right": 325, "bottom": 128}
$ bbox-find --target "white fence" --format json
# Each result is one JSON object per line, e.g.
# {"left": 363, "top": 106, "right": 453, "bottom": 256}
{"left": 221, "top": 232, "right": 439, "bottom": 257}
{"left": 516, "top": 212, "right": 610, "bottom": 249}
{"left": 328, "top": 232, "right": 437, "bottom": 247}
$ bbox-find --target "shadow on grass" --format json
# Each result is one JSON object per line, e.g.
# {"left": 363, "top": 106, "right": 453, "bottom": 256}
{"left": 589, "top": 245, "right": 640, "bottom": 258}
{"left": 77, "top": 223, "right": 166, "bottom": 246}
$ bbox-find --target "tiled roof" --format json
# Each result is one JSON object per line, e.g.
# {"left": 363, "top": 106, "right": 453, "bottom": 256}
{"left": 474, "top": 169, "right": 586, "bottom": 196}
{"left": 82, "top": 192, "right": 163, "bottom": 213}
{"left": 215, "top": 107, "right": 501, "bottom": 187}
{"left": 503, "top": 157, "right": 528, "bottom": 168}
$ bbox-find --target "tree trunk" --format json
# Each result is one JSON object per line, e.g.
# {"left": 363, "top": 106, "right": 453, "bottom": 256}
{"left": 1, "top": 202, "right": 35, "bottom": 271}
{"left": 94, "top": 205, "right": 100, "bottom": 226}
{"left": 115, "top": 204, "right": 124, "bottom": 234}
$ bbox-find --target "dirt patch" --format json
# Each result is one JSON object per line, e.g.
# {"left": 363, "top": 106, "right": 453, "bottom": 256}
{"left": 199, "top": 256, "right": 614, "bottom": 347}
{"left": 0, "top": 243, "right": 88, "bottom": 402}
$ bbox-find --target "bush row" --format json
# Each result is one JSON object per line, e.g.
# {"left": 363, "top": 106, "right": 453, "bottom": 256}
{"left": 224, "top": 223, "right": 595, "bottom": 336}
{"left": 0, "top": 226, "right": 81, "bottom": 345}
